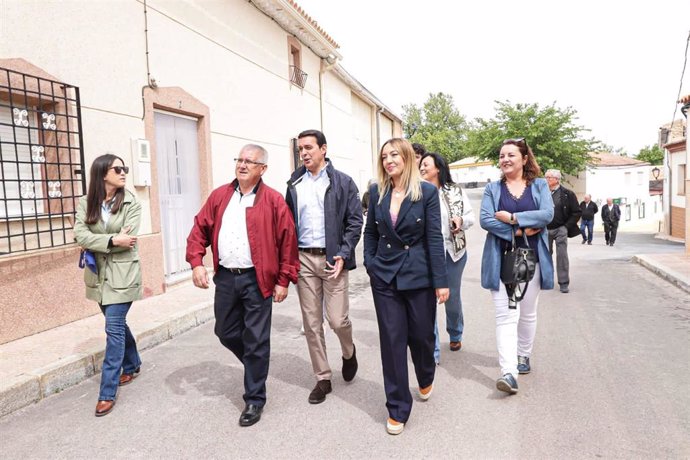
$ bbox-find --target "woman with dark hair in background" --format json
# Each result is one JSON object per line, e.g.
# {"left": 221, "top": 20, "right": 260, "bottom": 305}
{"left": 479, "top": 138, "right": 554, "bottom": 395}
{"left": 364, "top": 138, "right": 448, "bottom": 435}
{"left": 420, "top": 152, "right": 475, "bottom": 363}
{"left": 74, "top": 153, "right": 142, "bottom": 416}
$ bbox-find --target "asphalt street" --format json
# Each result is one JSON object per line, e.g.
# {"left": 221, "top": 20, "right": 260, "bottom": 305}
{"left": 2, "top": 188, "right": 689, "bottom": 459}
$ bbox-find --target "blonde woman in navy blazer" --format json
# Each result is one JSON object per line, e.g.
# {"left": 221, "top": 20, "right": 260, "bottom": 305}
{"left": 363, "top": 138, "right": 449, "bottom": 435}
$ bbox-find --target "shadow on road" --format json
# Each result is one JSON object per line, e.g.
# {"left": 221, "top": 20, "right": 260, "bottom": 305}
{"left": 269, "top": 351, "right": 388, "bottom": 422}
{"left": 164, "top": 360, "right": 245, "bottom": 411}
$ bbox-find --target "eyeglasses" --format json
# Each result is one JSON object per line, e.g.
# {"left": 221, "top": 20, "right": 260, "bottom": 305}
{"left": 502, "top": 137, "right": 526, "bottom": 146}
{"left": 234, "top": 158, "right": 266, "bottom": 167}
{"left": 108, "top": 166, "right": 129, "bottom": 174}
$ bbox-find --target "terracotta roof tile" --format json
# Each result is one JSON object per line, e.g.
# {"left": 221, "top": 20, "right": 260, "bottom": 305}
{"left": 588, "top": 152, "right": 648, "bottom": 167}
{"left": 287, "top": 0, "right": 340, "bottom": 49}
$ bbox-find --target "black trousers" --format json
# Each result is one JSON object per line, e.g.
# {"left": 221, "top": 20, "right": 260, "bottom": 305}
{"left": 369, "top": 272, "right": 437, "bottom": 423}
{"left": 213, "top": 267, "right": 272, "bottom": 407}
{"left": 604, "top": 222, "right": 619, "bottom": 245}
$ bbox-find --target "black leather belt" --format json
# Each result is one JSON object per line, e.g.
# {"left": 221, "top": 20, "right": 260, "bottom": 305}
{"left": 299, "top": 247, "right": 326, "bottom": 255}
{"left": 221, "top": 266, "right": 255, "bottom": 275}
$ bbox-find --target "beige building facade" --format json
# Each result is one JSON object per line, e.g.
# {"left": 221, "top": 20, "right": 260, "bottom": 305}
{"left": 660, "top": 117, "right": 687, "bottom": 246}
{"left": 0, "top": 0, "right": 401, "bottom": 344}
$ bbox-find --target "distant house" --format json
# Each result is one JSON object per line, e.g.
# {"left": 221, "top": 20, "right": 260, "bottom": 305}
{"left": 660, "top": 114, "right": 688, "bottom": 245}
{"left": 449, "top": 156, "right": 501, "bottom": 187}
{"left": 566, "top": 152, "right": 662, "bottom": 231}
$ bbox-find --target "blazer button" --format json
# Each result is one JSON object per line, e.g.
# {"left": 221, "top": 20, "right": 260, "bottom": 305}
{"left": 386, "top": 243, "right": 391, "bottom": 249}
{"left": 382, "top": 234, "right": 386, "bottom": 238}
{"left": 404, "top": 245, "right": 409, "bottom": 250}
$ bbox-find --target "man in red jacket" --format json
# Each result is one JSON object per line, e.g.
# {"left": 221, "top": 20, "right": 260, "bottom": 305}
{"left": 186, "top": 144, "right": 299, "bottom": 427}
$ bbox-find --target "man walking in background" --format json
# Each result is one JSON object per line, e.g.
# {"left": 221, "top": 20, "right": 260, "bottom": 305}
{"left": 545, "top": 169, "right": 581, "bottom": 293}
{"left": 601, "top": 198, "right": 621, "bottom": 246}
{"left": 579, "top": 194, "right": 598, "bottom": 245}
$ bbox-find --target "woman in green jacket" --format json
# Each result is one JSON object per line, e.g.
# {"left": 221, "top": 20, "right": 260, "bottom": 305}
{"left": 74, "top": 153, "right": 142, "bottom": 417}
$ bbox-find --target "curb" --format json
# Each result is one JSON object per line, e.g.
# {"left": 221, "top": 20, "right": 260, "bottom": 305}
{"left": 632, "top": 255, "right": 690, "bottom": 294}
{"left": 0, "top": 301, "right": 214, "bottom": 418}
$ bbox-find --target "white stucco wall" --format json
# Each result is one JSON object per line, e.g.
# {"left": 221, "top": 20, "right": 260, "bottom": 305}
{"left": 450, "top": 164, "right": 501, "bottom": 184}
{"left": 379, "top": 116, "right": 393, "bottom": 147}
{"left": 2, "top": 0, "right": 393, "bottom": 227}
{"left": 577, "top": 165, "right": 662, "bottom": 230}
{"left": 667, "top": 150, "right": 686, "bottom": 209}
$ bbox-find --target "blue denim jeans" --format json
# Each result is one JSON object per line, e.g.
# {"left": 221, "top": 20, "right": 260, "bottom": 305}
{"left": 98, "top": 302, "right": 141, "bottom": 401}
{"left": 434, "top": 252, "right": 468, "bottom": 362}
{"left": 580, "top": 219, "right": 594, "bottom": 243}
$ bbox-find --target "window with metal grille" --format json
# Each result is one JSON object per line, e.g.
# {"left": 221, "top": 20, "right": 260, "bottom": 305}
{"left": 287, "top": 36, "right": 307, "bottom": 89}
{"left": 0, "top": 67, "right": 85, "bottom": 255}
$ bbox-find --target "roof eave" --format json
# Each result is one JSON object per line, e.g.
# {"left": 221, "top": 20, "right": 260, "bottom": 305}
{"left": 250, "top": 0, "right": 342, "bottom": 60}
{"left": 330, "top": 64, "right": 402, "bottom": 122}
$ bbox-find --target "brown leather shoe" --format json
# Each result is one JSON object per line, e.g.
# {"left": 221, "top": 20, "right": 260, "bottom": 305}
{"left": 119, "top": 367, "right": 141, "bottom": 386}
{"left": 308, "top": 380, "right": 332, "bottom": 404}
{"left": 449, "top": 341, "right": 462, "bottom": 351}
{"left": 95, "top": 399, "right": 116, "bottom": 417}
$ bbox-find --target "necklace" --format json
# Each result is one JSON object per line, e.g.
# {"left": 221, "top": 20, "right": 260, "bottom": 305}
{"left": 393, "top": 188, "right": 405, "bottom": 197}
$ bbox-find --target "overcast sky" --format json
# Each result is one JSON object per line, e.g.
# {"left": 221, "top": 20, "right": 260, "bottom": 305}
{"left": 296, "top": 0, "right": 690, "bottom": 156}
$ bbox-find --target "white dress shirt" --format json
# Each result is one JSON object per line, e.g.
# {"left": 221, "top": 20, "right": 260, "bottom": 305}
{"left": 218, "top": 186, "right": 256, "bottom": 268}
{"left": 295, "top": 166, "right": 330, "bottom": 248}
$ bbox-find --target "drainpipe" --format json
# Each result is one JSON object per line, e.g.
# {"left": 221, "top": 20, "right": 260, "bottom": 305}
{"left": 682, "top": 103, "right": 690, "bottom": 252}
{"left": 319, "top": 55, "right": 338, "bottom": 132}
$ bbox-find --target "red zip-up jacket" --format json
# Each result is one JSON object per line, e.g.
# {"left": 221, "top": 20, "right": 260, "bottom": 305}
{"left": 186, "top": 179, "right": 299, "bottom": 298}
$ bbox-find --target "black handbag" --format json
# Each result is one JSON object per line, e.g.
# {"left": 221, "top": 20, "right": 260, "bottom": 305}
{"left": 500, "top": 226, "right": 537, "bottom": 308}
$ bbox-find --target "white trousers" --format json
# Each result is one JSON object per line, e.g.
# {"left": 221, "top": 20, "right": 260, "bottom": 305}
{"left": 491, "top": 264, "right": 541, "bottom": 378}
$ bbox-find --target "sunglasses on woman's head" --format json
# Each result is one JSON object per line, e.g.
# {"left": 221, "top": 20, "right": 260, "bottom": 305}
{"left": 109, "top": 166, "right": 129, "bottom": 174}
{"left": 502, "top": 138, "right": 526, "bottom": 146}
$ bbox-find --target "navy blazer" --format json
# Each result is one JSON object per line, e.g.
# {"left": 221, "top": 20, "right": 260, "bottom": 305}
{"left": 363, "top": 181, "right": 448, "bottom": 290}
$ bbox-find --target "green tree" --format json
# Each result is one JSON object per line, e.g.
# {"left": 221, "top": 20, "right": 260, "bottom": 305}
{"left": 635, "top": 144, "right": 664, "bottom": 165}
{"left": 402, "top": 92, "right": 467, "bottom": 163}
{"left": 465, "top": 101, "right": 601, "bottom": 177}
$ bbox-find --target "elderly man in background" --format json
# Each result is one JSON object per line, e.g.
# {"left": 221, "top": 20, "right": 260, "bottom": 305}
{"left": 545, "top": 169, "right": 581, "bottom": 293}
{"left": 601, "top": 197, "right": 621, "bottom": 246}
{"left": 579, "top": 194, "right": 598, "bottom": 245}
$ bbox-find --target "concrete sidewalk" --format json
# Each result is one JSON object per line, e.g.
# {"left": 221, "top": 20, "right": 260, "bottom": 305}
{"left": 0, "top": 280, "right": 215, "bottom": 417}
{"left": 633, "top": 252, "right": 690, "bottom": 294}
{"left": 1, "top": 242, "right": 688, "bottom": 419}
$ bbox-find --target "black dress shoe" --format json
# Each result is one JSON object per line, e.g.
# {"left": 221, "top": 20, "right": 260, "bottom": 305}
{"left": 308, "top": 380, "right": 332, "bottom": 404}
{"left": 239, "top": 404, "right": 263, "bottom": 427}
{"left": 342, "top": 344, "right": 358, "bottom": 382}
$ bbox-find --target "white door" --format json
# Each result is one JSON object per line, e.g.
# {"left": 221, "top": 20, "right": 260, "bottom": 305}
{"left": 155, "top": 112, "right": 201, "bottom": 278}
